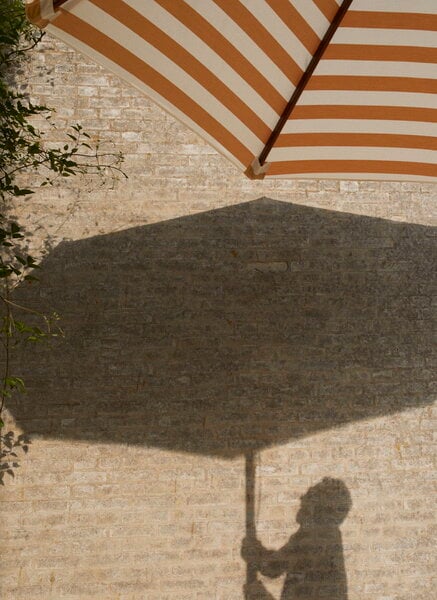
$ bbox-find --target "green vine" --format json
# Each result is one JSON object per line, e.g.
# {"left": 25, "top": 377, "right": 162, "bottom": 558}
{"left": 0, "top": 0, "right": 126, "bottom": 483}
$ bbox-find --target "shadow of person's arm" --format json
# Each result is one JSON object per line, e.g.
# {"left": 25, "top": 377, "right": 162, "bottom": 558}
{"left": 242, "top": 536, "right": 289, "bottom": 578}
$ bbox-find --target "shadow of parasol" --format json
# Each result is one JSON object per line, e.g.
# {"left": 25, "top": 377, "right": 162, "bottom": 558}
{"left": 9, "top": 198, "right": 436, "bottom": 596}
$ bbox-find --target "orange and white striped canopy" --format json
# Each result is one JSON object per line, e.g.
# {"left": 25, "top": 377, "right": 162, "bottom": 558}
{"left": 27, "top": 0, "right": 437, "bottom": 181}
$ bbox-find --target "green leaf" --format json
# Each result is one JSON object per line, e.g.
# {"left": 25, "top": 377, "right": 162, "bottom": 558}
{"left": 4, "top": 376, "right": 25, "bottom": 392}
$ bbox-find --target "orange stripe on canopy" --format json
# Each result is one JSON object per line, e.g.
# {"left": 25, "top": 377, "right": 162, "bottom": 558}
{"left": 267, "top": 0, "right": 321, "bottom": 54}
{"left": 275, "top": 133, "right": 437, "bottom": 151}
{"left": 308, "top": 76, "right": 437, "bottom": 95}
{"left": 54, "top": 10, "right": 254, "bottom": 166}
{"left": 269, "top": 160, "right": 437, "bottom": 178}
{"left": 26, "top": 0, "right": 437, "bottom": 182}
{"left": 313, "top": 0, "right": 340, "bottom": 22}
{"left": 155, "top": 0, "right": 287, "bottom": 114}
{"left": 289, "top": 106, "right": 437, "bottom": 123}
{"left": 343, "top": 11, "right": 437, "bottom": 31}
{"left": 89, "top": 0, "right": 271, "bottom": 142}
{"left": 325, "top": 45, "right": 437, "bottom": 64}
{"left": 213, "top": 0, "right": 303, "bottom": 85}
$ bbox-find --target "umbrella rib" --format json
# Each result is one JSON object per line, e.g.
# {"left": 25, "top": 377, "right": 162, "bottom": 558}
{"left": 48, "top": 0, "right": 69, "bottom": 9}
{"left": 256, "top": 0, "right": 354, "bottom": 170}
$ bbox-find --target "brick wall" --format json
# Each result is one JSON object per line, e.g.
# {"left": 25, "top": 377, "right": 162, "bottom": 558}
{"left": 1, "top": 37, "right": 436, "bottom": 600}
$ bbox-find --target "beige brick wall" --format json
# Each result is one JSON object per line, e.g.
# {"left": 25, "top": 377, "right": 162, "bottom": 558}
{"left": 1, "top": 37, "right": 436, "bottom": 600}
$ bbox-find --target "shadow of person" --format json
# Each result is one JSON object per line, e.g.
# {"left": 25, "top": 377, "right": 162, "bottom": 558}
{"left": 242, "top": 478, "right": 351, "bottom": 600}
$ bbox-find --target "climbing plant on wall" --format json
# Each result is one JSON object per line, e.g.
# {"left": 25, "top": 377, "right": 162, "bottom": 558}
{"left": 0, "top": 0, "right": 125, "bottom": 483}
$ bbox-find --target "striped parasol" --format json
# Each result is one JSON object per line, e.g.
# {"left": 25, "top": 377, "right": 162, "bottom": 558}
{"left": 27, "top": 1, "right": 437, "bottom": 181}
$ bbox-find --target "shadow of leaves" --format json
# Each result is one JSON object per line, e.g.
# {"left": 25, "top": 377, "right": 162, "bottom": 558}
{"left": 0, "top": 430, "right": 30, "bottom": 485}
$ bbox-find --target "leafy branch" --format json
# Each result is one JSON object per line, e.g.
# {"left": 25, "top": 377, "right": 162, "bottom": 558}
{"left": 0, "top": 0, "right": 126, "bottom": 482}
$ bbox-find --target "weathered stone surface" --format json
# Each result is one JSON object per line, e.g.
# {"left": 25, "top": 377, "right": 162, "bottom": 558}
{"left": 1, "top": 37, "right": 436, "bottom": 600}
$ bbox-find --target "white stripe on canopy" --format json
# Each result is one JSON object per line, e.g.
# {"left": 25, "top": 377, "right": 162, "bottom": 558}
{"left": 26, "top": 0, "right": 437, "bottom": 181}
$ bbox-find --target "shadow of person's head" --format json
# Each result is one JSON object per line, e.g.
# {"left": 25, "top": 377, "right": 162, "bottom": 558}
{"left": 296, "top": 478, "right": 352, "bottom": 529}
